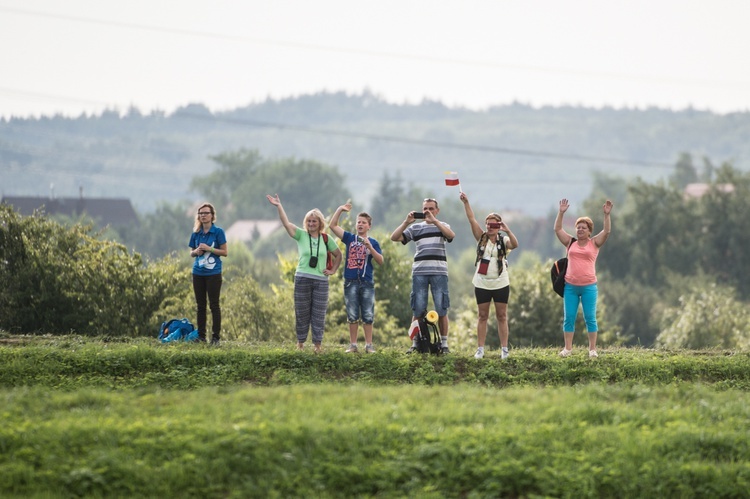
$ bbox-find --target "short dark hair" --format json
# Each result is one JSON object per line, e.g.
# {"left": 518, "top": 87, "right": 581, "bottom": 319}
{"left": 357, "top": 212, "right": 373, "bottom": 225}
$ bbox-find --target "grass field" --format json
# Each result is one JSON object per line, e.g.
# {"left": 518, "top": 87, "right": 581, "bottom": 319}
{"left": 1, "top": 336, "right": 749, "bottom": 498}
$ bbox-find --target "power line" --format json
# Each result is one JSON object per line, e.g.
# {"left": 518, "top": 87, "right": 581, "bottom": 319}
{"left": 0, "top": 106, "right": 677, "bottom": 169}
{"left": 1, "top": 6, "right": 748, "bottom": 89}
{"left": 175, "top": 112, "right": 677, "bottom": 168}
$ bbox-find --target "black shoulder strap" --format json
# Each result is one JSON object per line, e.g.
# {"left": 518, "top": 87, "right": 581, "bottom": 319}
{"left": 497, "top": 234, "right": 506, "bottom": 259}
{"left": 474, "top": 232, "right": 487, "bottom": 265}
{"left": 475, "top": 232, "right": 507, "bottom": 264}
{"left": 566, "top": 237, "right": 576, "bottom": 253}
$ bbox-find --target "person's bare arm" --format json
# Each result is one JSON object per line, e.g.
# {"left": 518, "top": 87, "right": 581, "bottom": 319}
{"left": 593, "top": 200, "right": 613, "bottom": 248}
{"left": 266, "top": 194, "right": 296, "bottom": 237}
{"left": 554, "top": 198, "right": 573, "bottom": 247}
{"left": 329, "top": 202, "right": 351, "bottom": 240}
{"left": 460, "top": 192, "right": 483, "bottom": 241}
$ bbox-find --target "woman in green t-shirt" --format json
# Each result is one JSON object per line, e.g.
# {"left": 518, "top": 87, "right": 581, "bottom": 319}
{"left": 267, "top": 194, "right": 342, "bottom": 352}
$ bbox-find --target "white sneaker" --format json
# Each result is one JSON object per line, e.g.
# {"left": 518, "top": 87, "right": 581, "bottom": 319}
{"left": 345, "top": 344, "right": 358, "bottom": 353}
{"left": 501, "top": 349, "right": 509, "bottom": 360}
{"left": 474, "top": 348, "right": 484, "bottom": 359}
{"left": 589, "top": 350, "right": 599, "bottom": 358}
{"left": 559, "top": 348, "right": 572, "bottom": 357}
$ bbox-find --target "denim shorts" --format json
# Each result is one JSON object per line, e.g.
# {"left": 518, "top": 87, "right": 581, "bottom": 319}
{"left": 344, "top": 279, "right": 375, "bottom": 324}
{"left": 411, "top": 274, "right": 450, "bottom": 317}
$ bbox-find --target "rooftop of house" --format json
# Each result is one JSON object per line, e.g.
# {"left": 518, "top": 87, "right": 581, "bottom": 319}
{"left": 2, "top": 191, "right": 139, "bottom": 227}
{"left": 225, "top": 219, "right": 282, "bottom": 243}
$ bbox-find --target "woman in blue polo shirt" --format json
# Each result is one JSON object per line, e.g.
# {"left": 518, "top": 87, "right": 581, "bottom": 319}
{"left": 189, "top": 202, "right": 228, "bottom": 345}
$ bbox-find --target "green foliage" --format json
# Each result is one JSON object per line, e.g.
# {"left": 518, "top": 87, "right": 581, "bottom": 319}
{"left": 0, "top": 205, "right": 184, "bottom": 336}
{"left": 2, "top": 338, "right": 750, "bottom": 389}
{"left": 116, "top": 201, "right": 193, "bottom": 259}
{"left": 700, "top": 163, "right": 750, "bottom": 298}
{"left": 2, "top": 334, "right": 750, "bottom": 498}
{"left": 657, "top": 283, "right": 750, "bottom": 349}
{"left": 7, "top": 93, "right": 750, "bottom": 224}
{"left": 191, "top": 149, "right": 353, "bottom": 226}
{"left": 222, "top": 277, "right": 296, "bottom": 342}
{"left": 367, "top": 230, "right": 414, "bottom": 326}
{"left": 2, "top": 343, "right": 750, "bottom": 497}
{"left": 507, "top": 261, "right": 580, "bottom": 347}
{"left": 600, "top": 277, "right": 661, "bottom": 346}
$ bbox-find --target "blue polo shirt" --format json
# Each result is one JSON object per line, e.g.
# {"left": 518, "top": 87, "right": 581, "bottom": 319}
{"left": 189, "top": 224, "right": 227, "bottom": 276}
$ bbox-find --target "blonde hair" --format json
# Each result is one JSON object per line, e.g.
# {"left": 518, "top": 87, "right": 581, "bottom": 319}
{"left": 193, "top": 202, "right": 216, "bottom": 232}
{"left": 484, "top": 212, "right": 502, "bottom": 223}
{"left": 575, "top": 216, "right": 594, "bottom": 233}
{"left": 303, "top": 208, "right": 327, "bottom": 233}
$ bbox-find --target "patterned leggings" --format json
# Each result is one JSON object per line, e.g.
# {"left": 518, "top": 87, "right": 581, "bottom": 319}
{"left": 293, "top": 275, "right": 329, "bottom": 344}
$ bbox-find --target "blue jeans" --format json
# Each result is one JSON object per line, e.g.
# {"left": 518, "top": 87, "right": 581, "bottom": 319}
{"left": 563, "top": 282, "right": 598, "bottom": 333}
{"left": 411, "top": 274, "right": 450, "bottom": 317}
{"left": 344, "top": 279, "right": 375, "bottom": 324}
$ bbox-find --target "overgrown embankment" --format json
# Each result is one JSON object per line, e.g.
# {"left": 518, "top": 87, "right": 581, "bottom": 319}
{"left": 1, "top": 335, "right": 749, "bottom": 390}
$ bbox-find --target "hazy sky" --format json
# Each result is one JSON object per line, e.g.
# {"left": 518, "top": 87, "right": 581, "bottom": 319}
{"left": 2, "top": 0, "right": 749, "bottom": 119}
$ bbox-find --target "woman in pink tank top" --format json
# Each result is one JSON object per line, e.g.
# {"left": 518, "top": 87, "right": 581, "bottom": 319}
{"left": 553, "top": 198, "right": 613, "bottom": 358}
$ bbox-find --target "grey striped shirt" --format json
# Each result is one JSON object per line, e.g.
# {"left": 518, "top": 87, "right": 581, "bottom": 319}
{"left": 401, "top": 222, "right": 452, "bottom": 276}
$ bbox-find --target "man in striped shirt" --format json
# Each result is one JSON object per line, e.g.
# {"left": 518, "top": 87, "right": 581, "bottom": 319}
{"left": 390, "top": 198, "right": 456, "bottom": 353}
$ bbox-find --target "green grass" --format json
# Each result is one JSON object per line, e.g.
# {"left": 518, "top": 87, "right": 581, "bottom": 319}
{"left": 1, "top": 336, "right": 749, "bottom": 498}
{"left": 1, "top": 336, "right": 749, "bottom": 390}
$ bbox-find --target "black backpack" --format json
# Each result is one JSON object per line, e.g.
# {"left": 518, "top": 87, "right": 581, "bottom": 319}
{"left": 415, "top": 313, "right": 442, "bottom": 354}
{"left": 550, "top": 238, "right": 576, "bottom": 297}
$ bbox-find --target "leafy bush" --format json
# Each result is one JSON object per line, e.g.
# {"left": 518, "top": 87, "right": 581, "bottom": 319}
{"left": 0, "top": 205, "right": 184, "bottom": 336}
{"left": 657, "top": 283, "right": 750, "bottom": 349}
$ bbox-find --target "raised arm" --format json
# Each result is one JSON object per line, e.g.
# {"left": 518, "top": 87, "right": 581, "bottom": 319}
{"left": 593, "top": 200, "right": 613, "bottom": 248}
{"left": 390, "top": 212, "right": 416, "bottom": 242}
{"left": 266, "top": 193, "right": 296, "bottom": 237}
{"left": 329, "top": 201, "right": 351, "bottom": 240}
{"left": 499, "top": 221, "right": 519, "bottom": 251}
{"left": 554, "top": 198, "right": 574, "bottom": 247}
{"left": 459, "top": 192, "right": 483, "bottom": 241}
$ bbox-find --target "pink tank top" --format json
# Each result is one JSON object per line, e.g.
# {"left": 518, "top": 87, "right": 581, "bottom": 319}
{"left": 566, "top": 239, "right": 598, "bottom": 286}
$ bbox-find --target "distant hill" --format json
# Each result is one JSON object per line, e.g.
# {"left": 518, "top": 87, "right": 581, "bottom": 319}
{"left": 2, "top": 91, "right": 749, "bottom": 217}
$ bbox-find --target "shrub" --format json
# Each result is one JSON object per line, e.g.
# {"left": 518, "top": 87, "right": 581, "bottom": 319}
{"left": 0, "top": 205, "right": 184, "bottom": 336}
{"left": 657, "top": 283, "right": 750, "bottom": 349}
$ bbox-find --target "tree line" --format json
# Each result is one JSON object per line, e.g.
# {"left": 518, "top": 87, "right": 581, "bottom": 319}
{"left": 3, "top": 91, "right": 749, "bottom": 218}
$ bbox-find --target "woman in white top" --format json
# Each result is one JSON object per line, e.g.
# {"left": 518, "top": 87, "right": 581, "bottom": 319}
{"left": 460, "top": 192, "right": 519, "bottom": 359}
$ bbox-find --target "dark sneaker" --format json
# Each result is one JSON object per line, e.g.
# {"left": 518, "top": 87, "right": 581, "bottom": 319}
{"left": 210, "top": 337, "right": 220, "bottom": 346}
{"left": 441, "top": 346, "right": 451, "bottom": 354}
{"left": 406, "top": 346, "right": 418, "bottom": 354}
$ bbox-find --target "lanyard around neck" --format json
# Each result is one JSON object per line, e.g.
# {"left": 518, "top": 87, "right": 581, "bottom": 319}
{"left": 308, "top": 233, "right": 321, "bottom": 259}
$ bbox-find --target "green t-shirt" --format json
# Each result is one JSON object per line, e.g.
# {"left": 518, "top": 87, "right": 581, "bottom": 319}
{"left": 293, "top": 228, "right": 337, "bottom": 279}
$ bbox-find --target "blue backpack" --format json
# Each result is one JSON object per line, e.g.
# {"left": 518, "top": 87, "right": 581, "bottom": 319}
{"left": 158, "top": 318, "right": 199, "bottom": 343}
